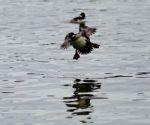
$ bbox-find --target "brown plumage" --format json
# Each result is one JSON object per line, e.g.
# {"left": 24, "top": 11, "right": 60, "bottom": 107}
{"left": 79, "top": 21, "right": 97, "bottom": 38}
{"left": 61, "top": 31, "right": 100, "bottom": 60}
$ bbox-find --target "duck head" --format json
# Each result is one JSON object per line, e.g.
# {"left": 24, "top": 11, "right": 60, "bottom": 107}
{"left": 68, "top": 32, "right": 76, "bottom": 39}
{"left": 80, "top": 12, "right": 85, "bottom": 19}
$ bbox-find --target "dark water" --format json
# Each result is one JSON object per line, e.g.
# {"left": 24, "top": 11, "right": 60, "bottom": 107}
{"left": 0, "top": 0, "right": 150, "bottom": 125}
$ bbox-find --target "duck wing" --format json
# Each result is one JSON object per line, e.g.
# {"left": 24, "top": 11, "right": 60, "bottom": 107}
{"left": 60, "top": 34, "right": 71, "bottom": 49}
{"left": 82, "top": 27, "right": 97, "bottom": 37}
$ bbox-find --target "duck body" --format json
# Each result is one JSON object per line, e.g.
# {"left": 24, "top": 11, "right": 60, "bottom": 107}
{"left": 61, "top": 32, "right": 100, "bottom": 59}
{"left": 72, "top": 36, "right": 87, "bottom": 49}
{"left": 72, "top": 34, "right": 93, "bottom": 54}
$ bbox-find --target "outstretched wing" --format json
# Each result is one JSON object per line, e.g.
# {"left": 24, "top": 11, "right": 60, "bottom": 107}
{"left": 60, "top": 34, "right": 71, "bottom": 49}
{"left": 81, "top": 27, "right": 97, "bottom": 38}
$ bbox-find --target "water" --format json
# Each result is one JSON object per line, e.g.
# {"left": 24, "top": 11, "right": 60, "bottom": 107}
{"left": 0, "top": 0, "right": 150, "bottom": 124}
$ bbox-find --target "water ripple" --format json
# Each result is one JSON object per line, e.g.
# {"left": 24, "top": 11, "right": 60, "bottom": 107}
{"left": 63, "top": 78, "right": 107, "bottom": 121}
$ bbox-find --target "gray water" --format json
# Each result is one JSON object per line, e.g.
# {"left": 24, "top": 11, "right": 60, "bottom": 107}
{"left": 0, "top": 0, "right": 150, "bottom": 125}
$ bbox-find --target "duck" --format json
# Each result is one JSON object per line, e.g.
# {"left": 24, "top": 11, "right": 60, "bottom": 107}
{"left": 61, "top": 31, "right": 100, "bottom": 60}
{"left": 70, "top": 12, "right": 86, "bottom": 24}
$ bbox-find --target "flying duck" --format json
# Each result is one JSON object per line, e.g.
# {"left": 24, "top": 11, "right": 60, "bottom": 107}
{"left": 61, "top": 31, "right": 100, "bottom": 60}
{"left": 70, "top": 12, "right": 86, "bottom": 24}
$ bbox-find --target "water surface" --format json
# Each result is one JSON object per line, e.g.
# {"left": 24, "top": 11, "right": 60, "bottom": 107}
{"left": 0, "top": 0, "right": 150, "bottom": 125}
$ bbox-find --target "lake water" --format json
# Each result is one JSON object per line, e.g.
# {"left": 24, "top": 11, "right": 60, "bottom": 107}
{"left": 0, "top": 0, "right": 150, "bottom": 125}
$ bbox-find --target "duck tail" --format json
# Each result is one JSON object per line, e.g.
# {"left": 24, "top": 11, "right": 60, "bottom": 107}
{"left": 92, "top": 43, "right": 100, "bottom": 48}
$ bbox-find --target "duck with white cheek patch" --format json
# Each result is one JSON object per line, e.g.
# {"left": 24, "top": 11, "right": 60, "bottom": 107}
{"left": 61, "top": 31, "right": 100, "bottom": 60}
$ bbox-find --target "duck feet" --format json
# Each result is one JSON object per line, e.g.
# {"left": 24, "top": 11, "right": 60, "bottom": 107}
{"left": 73, "top": 51, "right": 80, "bottom": 60}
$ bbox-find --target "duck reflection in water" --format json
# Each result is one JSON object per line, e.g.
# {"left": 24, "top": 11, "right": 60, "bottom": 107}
{"left": 63, "top": 78, "right": 101, "bottom": 116}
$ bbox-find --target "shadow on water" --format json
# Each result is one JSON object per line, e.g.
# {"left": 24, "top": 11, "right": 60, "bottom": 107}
{"left": 63, "top": 78, "right": 107, "bottom": 122}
